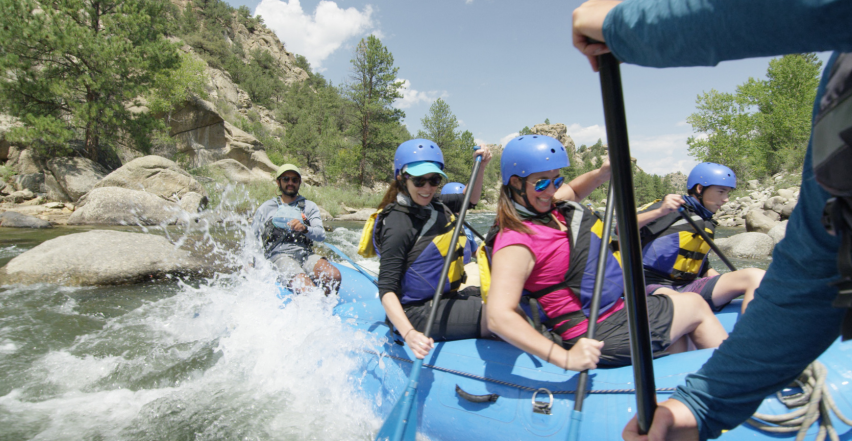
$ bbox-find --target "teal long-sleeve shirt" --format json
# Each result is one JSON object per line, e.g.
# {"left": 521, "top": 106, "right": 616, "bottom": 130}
{"left": 602, "top": 0, "right": 852, "bottom": 439}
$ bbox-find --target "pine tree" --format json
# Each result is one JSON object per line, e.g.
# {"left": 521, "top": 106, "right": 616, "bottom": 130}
{"left": 345, "top": 35, "right": 405, "bottom": 185}
{"left": 0, "top": 0, "right": 185, "bottom": 164}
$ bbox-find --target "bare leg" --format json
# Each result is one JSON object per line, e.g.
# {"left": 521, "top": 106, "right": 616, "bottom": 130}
{"left": 712, "top": 268, "right": 765, "bottom": 314}
{"left": 655, "top": 288, "right": 728, "bottom": 350}
{"left": 313, "top": 258, "right": 342, "bottom": 295}
{"left": 291, "top": 273, "right": 316, "bottom": 294}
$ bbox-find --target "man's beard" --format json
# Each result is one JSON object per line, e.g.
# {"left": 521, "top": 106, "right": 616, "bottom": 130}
{"left": 281, "top": 185, "right": 298, "bottom": 197}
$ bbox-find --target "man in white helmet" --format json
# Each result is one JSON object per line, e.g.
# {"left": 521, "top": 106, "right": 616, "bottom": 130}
{"left": 251, "top": 164, "right": 341, "bottom": 293}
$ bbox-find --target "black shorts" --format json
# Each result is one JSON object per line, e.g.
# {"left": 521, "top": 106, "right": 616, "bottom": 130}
{"left": 403, "top": 286, "right": 483, "bottom": 341}
{"left": 563, "top": 293, "right": 675, "bottom": 367}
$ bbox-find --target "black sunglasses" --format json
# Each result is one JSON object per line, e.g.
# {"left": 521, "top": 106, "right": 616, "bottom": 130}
{"left": 279, "top": 176, "right": 300, "bottom": 184}
{"left": 405, "top": 174, "right": 442, "bottom": 188}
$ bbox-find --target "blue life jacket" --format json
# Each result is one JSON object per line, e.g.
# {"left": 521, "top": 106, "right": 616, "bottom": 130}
{"left": 639, "top": 201, "right": 715, "bottom": 284}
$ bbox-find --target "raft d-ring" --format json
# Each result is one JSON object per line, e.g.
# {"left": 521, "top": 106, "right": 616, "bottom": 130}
{"left": 531, "top": 388, "right": 553, "bottom": 415}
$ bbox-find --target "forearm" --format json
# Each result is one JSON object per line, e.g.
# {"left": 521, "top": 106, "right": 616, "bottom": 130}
{"left": 488, "top": 305, "right": 570, "bottom": 369}
{"left": 604, "top": 0, "right": 852, "bottom": 68}
{"left": 305, "top": 224, "right": 325, "bottom": 242}
{"left": 468, "top": 166, "right": 485, "bottom": 205}
{"left": 565, "top": 167, "right": 609, "bottom": 202}
{"left": 637, "top": 208, "right": 664, "bottom": 229}
{"left": 381, "top": 293, "right": 415, "bottom": 336}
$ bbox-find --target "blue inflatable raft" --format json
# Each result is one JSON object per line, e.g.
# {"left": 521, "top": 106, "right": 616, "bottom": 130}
{"left": 297, "top": 262, "right": 852, "bottom": 440}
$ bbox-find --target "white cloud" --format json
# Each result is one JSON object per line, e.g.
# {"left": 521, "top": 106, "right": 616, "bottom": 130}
{"left": 255, "top": 0, "right": 374, "bottom": 70}
{"left": 394, "top": 78, "right": 445, "bottom": 109}
{"left": 629, "top": 132, "right": 698, "bottom": 175}
{"left": 564, "top": 123, "right": 607, "bottom": 147}
{"left": 474, "top": 138, "right": 489, "bottom": 146}
{"left": 499, "top": 132, "right": 519, "bottom": 148}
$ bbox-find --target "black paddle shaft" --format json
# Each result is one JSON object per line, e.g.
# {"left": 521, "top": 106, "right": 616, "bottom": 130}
{"left": 598, "top": 52, "right": 658, "bottom": 434}
{"left": 677, "top": 208, "right": 738, "bottom": 272}
{"left": 422, "top": 156, "right": 483, "bottom": 341}
{"left": 574, "top": 184, "right": 615, "bottom": 412}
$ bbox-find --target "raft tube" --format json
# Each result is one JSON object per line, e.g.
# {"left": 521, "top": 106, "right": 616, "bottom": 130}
{"left": 292, "top": 263, "right": 852, "bottom": 440}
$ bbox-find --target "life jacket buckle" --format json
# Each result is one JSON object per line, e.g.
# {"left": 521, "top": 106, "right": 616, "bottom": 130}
{"left": 531, "top": 388, "right": 553, "bottom": 415}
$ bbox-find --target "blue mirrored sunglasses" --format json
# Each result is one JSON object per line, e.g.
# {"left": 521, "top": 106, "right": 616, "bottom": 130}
{"left": 533, "top": 176, "right": 565, "bottom": 192}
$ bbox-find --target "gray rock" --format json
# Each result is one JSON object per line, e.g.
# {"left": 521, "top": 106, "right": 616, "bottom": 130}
{"left": 715, "top": 232, "right": 775, "bottom": 259}
{"left": 0, "top": 230, "right": 207, "bottom": 286}
{"left": 318, "top": 206, "right": 333, "bottom": 221}
{"left": 69, "top": 187, "right": 182, "bottom": 225}
{"left": 745, "top": 209, "right": 779, "bottom": 234}
{"left": 14, "top": 173, "right": 44, "bottom": 194}
{"left": 780, "top": 200, "right": 797, "bottom": 218}
{"left": 336, "top": 208, "right": 374, "bottom": 221}
{"left": 764, "top": 196, "right": 787, "bottom": 213}
{"left": 768, "top": 220, "right": 788, "bottom": 244}
{"left": 777, "top": 189, "right": 795, "bottom": 200}
{"left": 765, "top": 210, "right": 781, "bottom": 222}
{"left": 747, "top": 180, "right": 760, "bottom": 190}
{"left": 3, "top": 189, "right": 35, "bottom": 203}
{"left": 0, "top": 180, "right": 6, "bottom": 194}
{"left": 206, "top": 158, "right": 270, "bottom": 183}
{"left": 179, "top": 191, "right": 208, "bottom": 213}
{"left": 0, "top": 211, "right": 52, "bottom": 228}
{"left": 7, "top": 147, "right": 43, "bottom": 175}
{"left": 46, "top": 157, "right": 109, "bottom": 202}
{"left": 93, "top": 155, "right": 208, "bottom": 201}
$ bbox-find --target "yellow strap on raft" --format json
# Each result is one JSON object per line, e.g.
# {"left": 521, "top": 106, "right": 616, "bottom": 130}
{"left": 357, "top": 209, "right": 382, "bottom": 258}
{"left": 477, "top": 243, "right": 492, "bottom": 303}
{"left": 637, "top": 198, "right": 662, "bottom": 212}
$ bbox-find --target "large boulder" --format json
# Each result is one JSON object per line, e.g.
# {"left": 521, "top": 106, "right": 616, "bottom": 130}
{"left": 178, "top": 191, "right": 208, "bottom": 214}
{"left": 0, "top": 211, "right": 52, "bottom": 228}
{"left": 92, "top": 155, "right": 207, "bottom": 201}
{"left": 768, "top": 220, "right": 788, "bottom": 244}
{"left": 167, "top": 97, "right": 277, "bottom": 177}
{"left": 0, "top": 230, "right": 208, "bottom": 285}
{"left": 6, "top": 146, "right": 43, "bottom": 175}
{"left": 529, "top": 123, "right": 576, "bottom": 160}
{"left": 3, "top": 189, "right": 35, "bottom": 204}
{"left": 68, "top": 187, "right": 182, "bottom": 225}
{"left": 45, "top": 157, "right": 109, "bottom": 202}
{"left": 206, "top": 158, "right": 270, "bottom": 183}
{"left": 745, "top": 209, "right": 779, "bottom": 234}
{"left": 14, "top": 173, "right": 45, "bottom": 194}
{"left": 715, "top": 232, "right": 775, "bottom": 259}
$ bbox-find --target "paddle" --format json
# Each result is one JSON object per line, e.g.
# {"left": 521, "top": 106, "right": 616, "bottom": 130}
{"left": 677, "top": 205, "right": 738, "bottom": 272}
{"left": 374, "top": 151, "right": 484, "bottom": 441}
{"left": 567, "top": 185, "right": 615, "bottom": 441}
{"left": 597, "top": 52, "right": 658, "bottom": 434}
{"left": 319, "top": 242, "right": 379, "bottom": 286}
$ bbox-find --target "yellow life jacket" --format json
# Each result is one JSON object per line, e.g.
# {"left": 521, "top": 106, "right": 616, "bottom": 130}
{"left": 639, "top": 201, "right": 716, "bottom": 283}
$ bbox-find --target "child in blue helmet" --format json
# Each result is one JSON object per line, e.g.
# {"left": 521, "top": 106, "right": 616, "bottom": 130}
{"left": 440, "top": 182, "right": 479, "bottom": 263}
{"left": 486, "top": 135, "right": 727, "bottom": 370}
{"left": 371, "top": 139, "right": 492, "bottom": 360}
{"left": 638, "top": 162, "right": 765, "bottom": 314}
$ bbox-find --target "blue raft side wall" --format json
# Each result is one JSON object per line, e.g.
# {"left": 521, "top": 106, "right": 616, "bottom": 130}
{"left": 313, "top": 263, "right": 852, "bottom": 440}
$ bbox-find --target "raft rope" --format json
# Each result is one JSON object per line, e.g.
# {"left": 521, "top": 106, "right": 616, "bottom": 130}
{"left": 364, "top": 349, "right": 677, "bottom": 395}
{"left": 747, "top": 361, "right": 852, "bottom": 441}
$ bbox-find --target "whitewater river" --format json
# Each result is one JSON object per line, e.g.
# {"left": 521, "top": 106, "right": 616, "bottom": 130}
{"left": 0, "top": 207, "right": 764, "bottom": 440}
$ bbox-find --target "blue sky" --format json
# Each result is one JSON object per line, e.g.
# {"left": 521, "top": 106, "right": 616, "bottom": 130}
{"left": 223, "top": 0, "right": 828, "bottom": 176}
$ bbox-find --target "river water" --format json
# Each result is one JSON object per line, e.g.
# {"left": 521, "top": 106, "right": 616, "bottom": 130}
{"left": 0, "top": 208, "right": 765, "bottom": 440}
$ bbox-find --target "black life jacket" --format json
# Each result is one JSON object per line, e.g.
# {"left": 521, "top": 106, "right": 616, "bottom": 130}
{"left": 639, "top": 201, "right": 716, "bottom": 284}
{"left": 479, "top": 201, "right": 624, "bottom": 343}
{"left": 261, "top": 198, "right": 313, "bottom": 258}
{"left": 369, "top": 201, "right": 467, "bottom": 304}
{"left": 812, "top": 52, "right": 852, "bottom": 340}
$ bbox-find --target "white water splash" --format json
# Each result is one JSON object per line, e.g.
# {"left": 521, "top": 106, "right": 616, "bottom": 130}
{"left": 0, "top": 185, "right": 384, "bottom": 440}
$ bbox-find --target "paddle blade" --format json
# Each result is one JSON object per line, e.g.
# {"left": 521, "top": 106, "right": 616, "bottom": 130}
{"left": 375, "top": 383, "right": 419, "bottom": 441}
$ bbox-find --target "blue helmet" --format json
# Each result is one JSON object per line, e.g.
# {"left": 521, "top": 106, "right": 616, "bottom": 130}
{"left": 500, "top": 135, "right": 569, "bottom": 185}
{"left": 394, "top": 139, "right": 444, "bottom": 178}
{"left": 687, "top": 162, "right": 737, "bottom": 191}
{"left": 441, "top": 182, "right": 465, "bottom": 195}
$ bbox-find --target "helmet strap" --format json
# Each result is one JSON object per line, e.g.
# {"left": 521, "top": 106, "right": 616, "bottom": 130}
{"left": 510, "top": 177, "right": 550, "bottom": 216}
